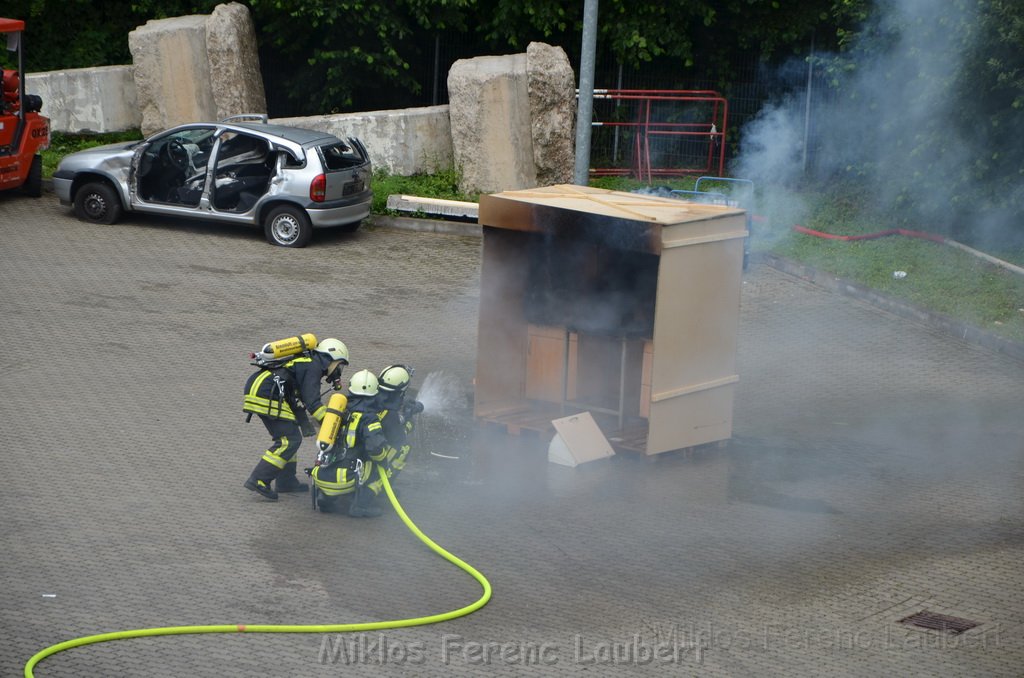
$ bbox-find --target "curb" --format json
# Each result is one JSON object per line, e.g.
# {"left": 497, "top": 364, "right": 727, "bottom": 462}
{"left": 755, "top": 251, "right": 1024, "bottom": 363}
{"left": 369, "top": 214, "right": 481, "bottom": 237}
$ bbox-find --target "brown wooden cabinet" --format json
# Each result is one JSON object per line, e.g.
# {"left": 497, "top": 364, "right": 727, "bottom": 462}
{"left": 474, "top": 185, "right": 745, "bottom": 455}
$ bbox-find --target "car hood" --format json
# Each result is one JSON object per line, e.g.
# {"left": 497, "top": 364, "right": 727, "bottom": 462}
{"left": 56, "top": 140, "right": 140, "bottom": 175}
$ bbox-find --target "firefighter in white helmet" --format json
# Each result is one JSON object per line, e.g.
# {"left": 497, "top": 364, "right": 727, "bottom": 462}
{"left": 366, "top": 364, "right": 423, "bottom": 500}
{"left": 243, "top": 338, "right": 350, "bottom": 500}
{"left": 310, "top": 369, "right": 390, "bottom": 517}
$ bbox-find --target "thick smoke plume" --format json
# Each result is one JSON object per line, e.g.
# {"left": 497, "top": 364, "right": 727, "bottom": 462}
{"left": 735, "top": 0, "right": 1021, "bottom": 249}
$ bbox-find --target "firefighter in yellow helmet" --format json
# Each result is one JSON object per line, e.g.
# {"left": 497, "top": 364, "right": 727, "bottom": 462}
{"left": 310, "top": 369, "right": 390, "bottom": 517}
{"left": 366, "top": 364, "right": 423, "bottom": 500}
{"left": 243, "top": 338, "right": 349, "bottom": 500}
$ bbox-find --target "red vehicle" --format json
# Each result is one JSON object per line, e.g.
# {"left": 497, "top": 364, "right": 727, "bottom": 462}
{"left": 0, "top": 17, "right": 48, "bottom": 197}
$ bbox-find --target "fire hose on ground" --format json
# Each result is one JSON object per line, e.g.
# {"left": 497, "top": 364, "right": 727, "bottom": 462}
{"left": 790, "top": 224, "right": 1024, "bottom": 277}
{"left": 24, "top": 470, "right": 492, "bottom": 677}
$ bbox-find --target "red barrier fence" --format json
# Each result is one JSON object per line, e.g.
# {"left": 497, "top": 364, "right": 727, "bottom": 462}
{"left": 585, "top": 89, "right": 728, "bottom": 180}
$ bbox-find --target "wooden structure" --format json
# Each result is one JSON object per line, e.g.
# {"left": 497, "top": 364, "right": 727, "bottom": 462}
{"left": 474, "top": 184, "right": 746, "bottom": 455}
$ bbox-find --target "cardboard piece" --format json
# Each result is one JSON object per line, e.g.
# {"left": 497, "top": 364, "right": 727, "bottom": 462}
{"left": 548, "top": 411, "right": 615, "bottom": 467}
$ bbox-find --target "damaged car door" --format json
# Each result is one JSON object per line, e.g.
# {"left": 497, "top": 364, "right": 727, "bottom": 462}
{"left": 130, "top": 125, "right": 215, "bottom": 214}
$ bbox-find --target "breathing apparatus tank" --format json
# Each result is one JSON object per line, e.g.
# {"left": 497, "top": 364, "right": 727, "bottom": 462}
{"left": 249, "top": 333, "right": 319, "bottom": 365}
{"left": 316, "top": 392, "right": 349, "bottom": 455}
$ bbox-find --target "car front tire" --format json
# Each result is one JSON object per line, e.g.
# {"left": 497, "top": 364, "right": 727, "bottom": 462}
{"left": 264, "top": 205, "right": 313, "bottom": 248}
{"left": 73, "top": 181, "right": 123, "bottom": 225}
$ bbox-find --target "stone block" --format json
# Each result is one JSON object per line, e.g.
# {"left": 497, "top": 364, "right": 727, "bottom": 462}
{"left": 526, "top": 42, "right": 576, "bottom": 186}
{"left": 206, "top": 2, "right": 266, "bottom": 120}
{"left": 448, "top": 53, "right": 537, "bottom": 195}
{"left": 129, "top": 14, "right": 216, "bottom": 136}
{"left": 128, "top": 2, "right": 265, "bottom": 136}
{"left": 26, "top": 66, "right": 141, "bottom": 133}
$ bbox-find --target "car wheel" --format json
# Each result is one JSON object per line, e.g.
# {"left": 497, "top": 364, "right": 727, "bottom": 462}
{"left": 264, "top": 205, "right": 313, "bottom": 248}
{"left": 73, "top": 181, "right": 123, "bottom": 225}
{"left": 22, "top": 155, "right": 42, "bottom": 198}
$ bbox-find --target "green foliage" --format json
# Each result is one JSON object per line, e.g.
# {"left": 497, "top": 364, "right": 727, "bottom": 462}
{"left": 370, "top": 167, "right": 470, "bottom": 213}
{"left": 4, "top": 0, "right": 221, "bottom": 72}
{"left": 767, "top": 185, "right": 1024, "bottom": 344}
{"left": 248, "top": 0, "right": 470, "bottom": 113}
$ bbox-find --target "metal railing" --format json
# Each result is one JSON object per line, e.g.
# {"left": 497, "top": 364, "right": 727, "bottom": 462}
{"left": 585, "top": 89, "right": 728, "bottom": 180}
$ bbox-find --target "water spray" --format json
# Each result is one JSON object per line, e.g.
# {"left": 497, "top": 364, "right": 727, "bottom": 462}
{"left": 414, "top": 371, "right": 468, "bottom": 461}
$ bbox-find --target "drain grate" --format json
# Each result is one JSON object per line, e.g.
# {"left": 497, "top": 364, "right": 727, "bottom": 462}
{"left": 898, "top": 611, "right": 979, "bottom": 635}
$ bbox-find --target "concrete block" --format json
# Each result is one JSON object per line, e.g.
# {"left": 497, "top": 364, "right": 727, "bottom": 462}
{"left": 206, "top": 2, "right": 266, "bottom": 119}
{"left": 273, "top": 105, "right": 453, "bottom": 176}
{"left": 385, "top": 194, "right": 478, "bottom": 220}
{"left": 448, "top": 53, "right": 537, "bottom": 194}
{"left": 26, "top": 66, "right": 141, "bottom": 133}
{"left": 526, "top": 42, "right": 576, "bottom": 187}
{"left": 129, "top": 14, "right": 217, "bottom": 136}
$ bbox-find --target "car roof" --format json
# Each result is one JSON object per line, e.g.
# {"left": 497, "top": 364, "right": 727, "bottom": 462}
{"left": 230, "top": 122, "right": 341, "bottom": 147}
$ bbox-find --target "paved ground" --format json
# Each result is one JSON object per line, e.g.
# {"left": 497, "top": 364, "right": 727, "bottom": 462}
{"left": 1, "top": 191, "right": 1022, "bottom": 677}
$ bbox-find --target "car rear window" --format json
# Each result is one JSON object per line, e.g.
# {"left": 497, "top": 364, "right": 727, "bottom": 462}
{"left": 318, "top": 141, "right": 365, "bottom": 171}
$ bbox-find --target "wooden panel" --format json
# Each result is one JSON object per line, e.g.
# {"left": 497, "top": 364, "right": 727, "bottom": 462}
{"left": 651, "top": 226, "right": 744, "bottom": 393}
{"left": 646, "top": 384, "right": 735, "bottom": 455}
{"left": 525, "top": 325, "right": 566, "bottom": 403}
{"left": 484, "top": 185, "right": 745, "bottom": 226}
{"left": 639, "top": 340, "right": 653, "bottom": 418}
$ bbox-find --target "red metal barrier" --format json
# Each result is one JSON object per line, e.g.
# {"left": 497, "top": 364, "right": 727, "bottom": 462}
{"left": 585, "top": 89, "right": 728, "bottom": 181}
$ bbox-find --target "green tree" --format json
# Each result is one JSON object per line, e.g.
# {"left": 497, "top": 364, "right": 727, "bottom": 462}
{"left": 248, "top": 0, "right": 471, "bottom": 114}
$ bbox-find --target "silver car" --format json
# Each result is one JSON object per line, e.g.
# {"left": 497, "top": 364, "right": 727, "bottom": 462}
{"left": 53, "top": 115, "right": 372, "bottom": 247}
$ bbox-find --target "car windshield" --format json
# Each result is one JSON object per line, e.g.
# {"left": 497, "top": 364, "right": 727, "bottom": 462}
{"left": 318, "top": 141, "right": 364, "bottom": 171}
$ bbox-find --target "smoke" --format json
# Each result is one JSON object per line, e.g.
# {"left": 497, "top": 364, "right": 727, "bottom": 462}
{"left": 733, "top": 0, "right": 1017, "bottom": 247}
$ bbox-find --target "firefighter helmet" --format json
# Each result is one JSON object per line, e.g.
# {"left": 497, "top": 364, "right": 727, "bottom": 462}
{"left": 348, "top": 369, "right": 379, "bottom": 397}
{"left": 378, "top": 364, "right": 413, "bottom": 392}
{"left": 316, "top": 338, "right": 350, "bottom": 364}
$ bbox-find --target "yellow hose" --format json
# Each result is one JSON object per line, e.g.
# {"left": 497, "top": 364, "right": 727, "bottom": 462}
{"left": 25, "top": 471, "right": 491, "bottom": 677}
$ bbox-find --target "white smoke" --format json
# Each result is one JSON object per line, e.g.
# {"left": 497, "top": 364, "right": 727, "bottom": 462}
{"left": 734, "top": 0, "right": 990, "bottom": 242}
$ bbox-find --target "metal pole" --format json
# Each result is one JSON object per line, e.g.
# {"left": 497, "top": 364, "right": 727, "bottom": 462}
{"left": 432, "top": 34, "right": 441, "bottom": 106}
{"left": 574, "top": 0, "right": 599, "bottom": 186}
{"left": 802, "top": 31, "right": 815, "bottom": 174}
{"left": 612, "top": 63, "right": 622, "bottom": 163}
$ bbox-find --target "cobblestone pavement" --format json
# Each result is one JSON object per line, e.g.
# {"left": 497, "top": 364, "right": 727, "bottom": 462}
{"left": 2, "top": 191, "right": 1022, "bottom": 677}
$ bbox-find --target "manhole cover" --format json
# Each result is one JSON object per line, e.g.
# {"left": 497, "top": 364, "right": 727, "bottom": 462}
{"left": 898, "top": 611, "right": 979, "bottom": 634}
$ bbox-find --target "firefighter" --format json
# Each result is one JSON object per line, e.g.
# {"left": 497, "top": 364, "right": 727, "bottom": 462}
{"left": 243, "top": 337, "right": 350, "bottom": 500}
{"left": 310, "top": 369, "right": 390, "bottom": 517}
{"left": 366, "top": 364, "right": 424, "bottom": 500}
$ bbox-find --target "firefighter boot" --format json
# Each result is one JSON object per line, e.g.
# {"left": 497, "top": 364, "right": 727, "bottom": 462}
{"left": 276, "top": 461, "right": 309, "bottom": 493}
{"left": 348, "top": 486, "right": 382, "bottom": 518}
{"left": 244, "top": 459, "right": 280, "bottom": 501}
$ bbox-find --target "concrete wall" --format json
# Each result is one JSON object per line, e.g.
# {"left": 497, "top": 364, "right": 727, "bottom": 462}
{"left": 272, "top": 106, "right": 453, "bottom": 176}
{"left": 26, "top": 66, "right": 142, "bottom": 134}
